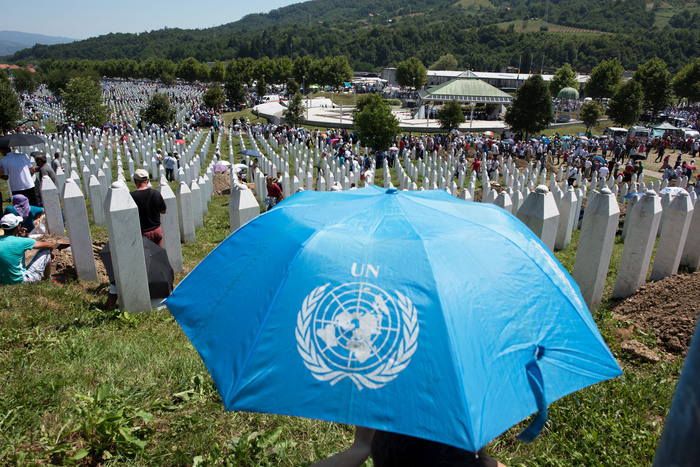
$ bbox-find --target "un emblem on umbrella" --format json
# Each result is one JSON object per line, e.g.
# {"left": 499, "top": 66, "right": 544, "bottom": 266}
{"left": 296, "top": 282, "right": 419, "bottom": 390}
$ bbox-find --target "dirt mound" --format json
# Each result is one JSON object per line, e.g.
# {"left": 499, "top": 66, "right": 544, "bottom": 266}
{"left": 32, "top": 234, "right": 111, "bottom": 285}
{"left": 612, "top": 272, "right": 700, "bottom": 356}
{"left": 212, "top": 173, "right": 257, "bottom": 196}
{"left": 212, "top": 173, "right": 231, "bottom": 195}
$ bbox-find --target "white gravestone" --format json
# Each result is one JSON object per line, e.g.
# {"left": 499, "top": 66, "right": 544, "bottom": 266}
{"left": 494, "top": 191, "right": 513, "bottom": 214}
{"left": 681, "top": 199, "right": 700, "bottom": 270}
{"left": 572, "top": 187, "right": 620, "bottom": 311}
{"left": 62, "top": 179, "right": 98, "bottom": 282}
{"left": 103, "top": 181, "right": 151, "bottom": 313}
{"left": 230, "top": 182, "right": 260, "bottom": 232}
{"left": 158, "top": 177, "right": 183, "bottom": 274}
{"left": 613, "top": 191, "right": 662, "bottom": 298}
{"left": 176, "top": 182, "right": 196, "bottom": 243}
{"left": 651, "top": 191, "right": 694, "bottom": 281}
{"left": 516, "top": 185, "right": 559, "bottom": 251}
{"left": 40, "top": 176, "right": 65, "bottom": 236}
{"left": 88, "top": 175, "right": 105, "bottom": 226}
{"left": 554, "top": 186, "right": 578, "bottom": 251}
{"left": 189, "top": 180, "right": 204, "bottom": 229}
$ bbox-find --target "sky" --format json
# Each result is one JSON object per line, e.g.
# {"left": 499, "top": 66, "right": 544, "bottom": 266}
{"left": 6, "top": 0, "right": 305, "bottom": 40}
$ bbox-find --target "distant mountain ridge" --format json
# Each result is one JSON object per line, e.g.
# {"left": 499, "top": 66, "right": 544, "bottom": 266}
{"left": 0, "top": 30, "right": 76, "bottom": 57}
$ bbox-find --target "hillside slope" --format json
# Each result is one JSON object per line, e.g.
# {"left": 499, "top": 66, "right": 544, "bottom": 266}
{"left": 5, "top": 0, "right": 698, "bottom": 72}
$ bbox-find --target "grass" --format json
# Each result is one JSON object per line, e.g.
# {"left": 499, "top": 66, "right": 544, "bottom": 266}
{"left": 309, "top": 91, "right": 357, "bottom": 107}
{"left": 455, "top": 0, "right": 494, "bottom": 10}
{"left": 0, "top": 125, "right": 686, "bottom": 465}
{"left": 495, "top": 19, "right": 608, "bottom": 34}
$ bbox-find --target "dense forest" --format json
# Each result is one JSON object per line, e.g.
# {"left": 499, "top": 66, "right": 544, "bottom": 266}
{"left": 5, "top": 0, "right": 700, "bottom": 73}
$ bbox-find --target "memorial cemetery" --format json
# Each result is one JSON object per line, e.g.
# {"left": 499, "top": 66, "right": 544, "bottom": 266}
{"left": 1, "top": 79, "right": 698, "bottom": 465}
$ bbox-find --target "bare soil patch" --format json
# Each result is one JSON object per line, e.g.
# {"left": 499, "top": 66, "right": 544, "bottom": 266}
{"left": 611, "top": 272, "right": 700, "bottom": 357}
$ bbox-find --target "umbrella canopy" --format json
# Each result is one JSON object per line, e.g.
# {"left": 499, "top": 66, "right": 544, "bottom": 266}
{"left": 660, "top": 187, "right": 688, "bottom": 196}
{"left": 593, "top": 155, "right": 605, "bottom": 163}
{"left": 483, "top": 130, "right": 494, "bottom": 136}
{"left": 175, "top": 139, "right": 186, "bottom": 144}
{"left": 165, "top": 187, "right": 621, "bottom": 452}
{"left": 100, "top": 237, "right": 174, "bottom": 299}
{"left": 388, "top": 146, "right": 399, "bottom": 152}
{"left": 213, "top": 164, "right": 230, "bottom": 173}
{"left": 0, "top": 134, "right": 45, "bottom": 147}
{"left": 241, "top": 149, "right": 263, "bottom": 158}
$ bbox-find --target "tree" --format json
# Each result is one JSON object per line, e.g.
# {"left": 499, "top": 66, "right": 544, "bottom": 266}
{"left": 353, "top": 94, "right": 399, "bottom": 152}
{"left": 196, "top": 61, "right": 210, "bottom": 82}
{"left": 62, "top": 76, "right": 107, "bottom": 127}
{"left": 283, "top": 93, "right": 306, "bottom": 127}
{"left": 177, "top": 57, "right": 200, "bottom": 82}
{"left": 293, "top": 56, "right": 313, "bottom": 86}
{"left": 286, "top": 78, "right": 299, "bottom": 96}
{"left": 256, "top": 78, "right": 267, "bottom": 98}
{"left": 436, "top": 100, "right": 465, "bottom": 131}
{"left": 549, "top": 63, "right": 578, "bottom": 97}
{"left": 209, "top": 60, "right": 225, "bottom": 83}
{"left": 584, "top": 58, "right": 624, "bottom": 99}
{"left": 607, "top": 79, "right": 643, "bottom": 127}
{"left": 633, "top": 58, "right": 671, "bottom": 116}
{"left": 672, "top": 58, "right": 700, "bottom": 103}
{"left": 45, "top": 68, "right": 81, "bottom": 97}
{"left": 0, "top": 75, "right": 21, "bottom": 132}
{"left": 579, "top": 100, "right": 603, "bottom": 133}
{"left": 429, "top": 54, "right": 459, "bottom": 71}
{"left": 13, "top": 68, "right": 37, "bottom": 95}
{"left": 323, "top": 56, "right": 353, "bottom": 88}
{"left": 203, "top": 83, "right": 225, "bottom": 110}
{"left": 504, "top": 75, "right": 552, "bottom": 138}
{"left": 224, "top": 74, "right": 246, "bottom": 106}
{"left": 395, "top": 57, "right": 427, "bottom": 90}
{"left": 142, "top": 93, "right": 175, "bottom": 127}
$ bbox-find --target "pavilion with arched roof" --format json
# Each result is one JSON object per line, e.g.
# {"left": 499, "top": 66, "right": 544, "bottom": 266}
{"left": 414, "top": 71, "right": 513, "bottom": 123}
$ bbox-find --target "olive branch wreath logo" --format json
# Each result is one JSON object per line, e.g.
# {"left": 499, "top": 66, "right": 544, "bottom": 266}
{"left": 295, "top": 283, "right": 419, "bottom": 390}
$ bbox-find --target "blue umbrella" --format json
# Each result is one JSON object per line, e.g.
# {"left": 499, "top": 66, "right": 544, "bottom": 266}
{"left": 165, "top": 186, "right": 621, "bottom": 452}
{"left": 593, "top": 155, "right": 605, "bottom": 163}
{"left": 241, "top": 149, "right": 263, "bottom": 158}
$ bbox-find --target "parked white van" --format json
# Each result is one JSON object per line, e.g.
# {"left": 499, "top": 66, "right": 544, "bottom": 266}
{"left": 604, "top": 127, "right": 628, "bottom": 142}
{"left": 682, "top": 129, "right": 700, "bottom": 140}
{"left": 628, "top": 126, "right": 650, "bottom": 143}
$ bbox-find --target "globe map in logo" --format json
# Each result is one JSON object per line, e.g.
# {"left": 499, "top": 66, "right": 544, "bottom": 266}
{"left": 313, "top": 282, "right": 400, "bottom": 372}
{"left": 296, "top": 282, "right": 419, "bottom": 390}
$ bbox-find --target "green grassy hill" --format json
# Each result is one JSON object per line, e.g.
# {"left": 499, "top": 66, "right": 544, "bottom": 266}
{"left": 5, "top": 0, "right": 698, "bottom": 73}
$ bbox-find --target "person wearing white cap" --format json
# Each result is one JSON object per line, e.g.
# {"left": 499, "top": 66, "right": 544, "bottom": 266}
{"left": 0, "top": 213, "right": 59, "bottom": 285}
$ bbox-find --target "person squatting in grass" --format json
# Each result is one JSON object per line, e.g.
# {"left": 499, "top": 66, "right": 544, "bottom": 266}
{"left": 0, "top": 213, "right": 59, "bottom": 285}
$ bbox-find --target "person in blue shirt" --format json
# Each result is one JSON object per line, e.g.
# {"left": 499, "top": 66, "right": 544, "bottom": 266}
{"left": 3, "top": 194, "right": 43, "bottom": 234}
{"left": 0, "top": 213, "right": 57, "bottom": 285}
